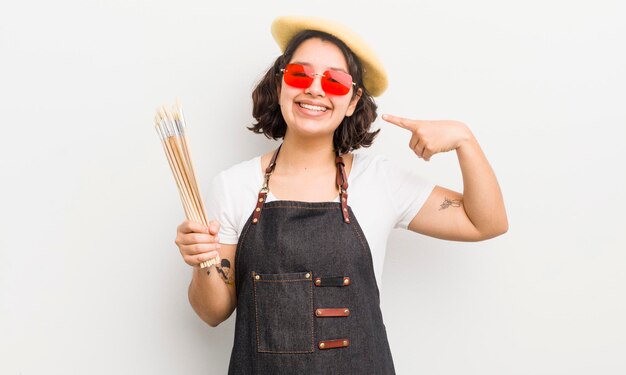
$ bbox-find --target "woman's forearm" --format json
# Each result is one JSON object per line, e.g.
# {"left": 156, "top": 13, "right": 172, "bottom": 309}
{"left": 456, "top": 135, "right": 508, "bottom": 238}
{"left": 188, "top": 267, "right": 235, "bottom": 327}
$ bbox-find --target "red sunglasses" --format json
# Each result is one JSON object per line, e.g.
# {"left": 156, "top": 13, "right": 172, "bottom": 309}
{"left": 280, "top": 63, "right": 356, "bottom": 96}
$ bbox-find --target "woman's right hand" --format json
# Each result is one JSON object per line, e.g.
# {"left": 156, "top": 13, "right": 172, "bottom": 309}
{"left": 175, "top": 220, "right": 221, "bottom": 267}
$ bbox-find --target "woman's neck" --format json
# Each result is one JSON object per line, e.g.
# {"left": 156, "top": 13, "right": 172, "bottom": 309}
{"left": 263, "top": 133, "right": 353, "bottom": 202}
{"left": 276, "top": 135, "right": 336, "bottom": 174}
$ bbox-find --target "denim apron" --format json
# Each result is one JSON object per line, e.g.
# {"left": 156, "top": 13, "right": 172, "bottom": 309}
{"left": 228, "top": 146, "right": 396, "bottom": 374}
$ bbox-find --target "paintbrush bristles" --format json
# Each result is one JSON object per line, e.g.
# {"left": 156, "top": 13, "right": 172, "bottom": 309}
{"left": 154, "top": 102, "right": 221, "bottom": 269}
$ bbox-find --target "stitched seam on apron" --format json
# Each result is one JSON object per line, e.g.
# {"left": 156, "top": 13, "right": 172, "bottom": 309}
{"left": 309, "top": 279, "right": 314, "bottom": 353}
{"left": 253, "top": 276, "right": 261, "bottom": 353}
{"left": 255, "top": 279, "right": 310, "bottom": 283}
{"left": 264, "top": 206, "right": 340, "bottom": 210}
{"left": 236, "top": 219, "right": 254, "bottom": 292}
{"left": 348, "top": 210, "right": 381, "bottom": 292}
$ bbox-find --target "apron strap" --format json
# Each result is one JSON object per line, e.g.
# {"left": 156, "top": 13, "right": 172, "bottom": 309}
{"left": 265, "top": 144, "right": 281, "bottom": 174}
{"left": 252, "top": 144, "right": 350, "bottom": 225}
{"left": 252, "top": 145, "right": 281, "bottom": 224}
{"left": 335, "top": 153, "right": 350, "bottom": 224}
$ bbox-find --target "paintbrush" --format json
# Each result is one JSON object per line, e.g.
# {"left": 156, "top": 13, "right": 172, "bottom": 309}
{"left": 155, "top": 101, "right": 220, "bottom": 269}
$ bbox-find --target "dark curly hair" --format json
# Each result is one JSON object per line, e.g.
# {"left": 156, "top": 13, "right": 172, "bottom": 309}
{"left": 249, "top": 30, "right": 379, "bottom": 154}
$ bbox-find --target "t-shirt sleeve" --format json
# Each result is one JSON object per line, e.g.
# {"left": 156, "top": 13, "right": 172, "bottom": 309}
{"left": 205, "top": 172, "right": 239, "bottom": 245}
{"left": 379, "top": 157, "right": 436, "bottom": 229}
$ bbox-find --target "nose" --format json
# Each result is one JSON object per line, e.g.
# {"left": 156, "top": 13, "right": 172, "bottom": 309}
{"left": 305, "top": 73, "right": 326, "bottom": 97}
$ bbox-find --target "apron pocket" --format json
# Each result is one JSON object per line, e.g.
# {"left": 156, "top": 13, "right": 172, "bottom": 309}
{"left": 252, "top": 271, "right": 314, "bottom": 353}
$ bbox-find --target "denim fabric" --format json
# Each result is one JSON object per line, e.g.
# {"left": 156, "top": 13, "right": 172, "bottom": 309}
{"left": 254, "top": 271, "right": 314, "bottom": 353}
{"left": 229, "top": 201, "right": 396, "bottom": 374}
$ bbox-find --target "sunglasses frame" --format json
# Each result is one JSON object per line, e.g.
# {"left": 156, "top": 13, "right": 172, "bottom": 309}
{"left": 280, "top": 63, "right": 356, "bottom": 96}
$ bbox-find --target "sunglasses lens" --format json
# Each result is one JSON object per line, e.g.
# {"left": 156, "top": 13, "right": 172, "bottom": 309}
{"left": 283, "top": 64, "right": 313, "bottom": 88}
{"left": 322, "top": 70, "right": 353, "bottom": 95}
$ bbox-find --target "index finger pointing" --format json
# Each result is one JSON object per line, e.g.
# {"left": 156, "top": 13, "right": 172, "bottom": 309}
{"left": 382, "top": 114, "right": 413, "bottom": 131}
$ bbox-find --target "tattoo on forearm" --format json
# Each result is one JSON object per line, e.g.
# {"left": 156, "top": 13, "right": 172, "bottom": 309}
{"left": 439, "top": 197, "right": 462, "bottom": 210}
{"left": 206, "top": 259, "right": 234, "bottom": 285}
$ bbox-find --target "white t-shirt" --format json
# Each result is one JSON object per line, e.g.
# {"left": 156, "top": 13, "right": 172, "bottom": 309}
{"left": 205, "top": 151, "right": 435, "bottom": 290}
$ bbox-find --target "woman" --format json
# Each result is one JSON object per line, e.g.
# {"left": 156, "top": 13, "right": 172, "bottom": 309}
{"left": 175, "top": 16, "right": 507, "bottom": 374}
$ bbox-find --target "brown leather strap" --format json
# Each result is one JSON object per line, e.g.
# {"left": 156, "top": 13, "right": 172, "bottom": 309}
{"left": 335, "top": 156, "right": 349, "bottom": 191}
{"left": 335, "top": 153, "right": 350, "bottom": 224}
{"left": 252, "top": 146, "right": 281, "bottom": 225}
{"left": 318, "top": 338, "right": 350, "bottom": 350}
{"left": 340, "top": 190, "right": 350, "bottom": 223}
{"left": 315, "top": 308, "right": 350, "bottom": 317}
{"left": 251, "top": 192, "right": 266, "bottom": 224}
{"left": 266, "top": 144, "right": 281, "bottom": 174}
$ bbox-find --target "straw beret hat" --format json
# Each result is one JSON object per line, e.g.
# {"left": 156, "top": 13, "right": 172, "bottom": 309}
{"left": 271, "top": 16, "right": 388, "bottom": 97}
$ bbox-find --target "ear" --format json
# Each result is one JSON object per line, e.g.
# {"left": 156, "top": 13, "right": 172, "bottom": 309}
{"left": 345, "top": 88, "right": 362, "bottom": 117}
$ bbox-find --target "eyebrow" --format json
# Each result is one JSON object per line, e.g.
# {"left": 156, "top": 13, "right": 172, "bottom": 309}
{"left": 290, "top": 61, "right": 349, "bottom": 74}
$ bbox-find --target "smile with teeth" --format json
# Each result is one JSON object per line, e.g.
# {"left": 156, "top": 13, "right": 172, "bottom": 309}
{"left": 299, "top": 102, "right": 328, "bottom": 112}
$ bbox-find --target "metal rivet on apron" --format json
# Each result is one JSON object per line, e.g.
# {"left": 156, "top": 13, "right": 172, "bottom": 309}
{"left": 252, "top": 218, "right": 258, "bottom": 223}
{"left": 254, "top": 275, "right": 260, "bottom": 280}
{"left": 343, "top": 340, "right": 348, "bottom": 346}
{"left": 315, "top": 309, "right": 322, "bottom": 316}
{"left": 305, "top": 272, "right": 311, "bottom": 279}
{"left": 343, "top": 207, "right": 348, "bottom": 212}
{"left": 343, "top": 277, "right": 351, "bottom": 286}
{"left": 255, "top": 207, "right": 261, "bottom": 212}
{"left": 319, "top": 343, "right": 325, "bottom": 349}
{"left": 344, "top": 309, "right": 350, "bottom": 315}
{"left": 258, "top": 197, "right": 264, "bottom": 202}
{"left": 314, "top": 279, "right": 321, "bottom": 286}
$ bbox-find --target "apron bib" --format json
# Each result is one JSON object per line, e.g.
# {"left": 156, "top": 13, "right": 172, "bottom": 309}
{"left": 228, "top": 146, "right": 395, "bottom": 374}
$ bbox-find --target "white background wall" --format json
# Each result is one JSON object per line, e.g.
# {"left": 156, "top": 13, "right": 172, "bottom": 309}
{"left": 1, "top": 0, "right": 624, "bottom": 374}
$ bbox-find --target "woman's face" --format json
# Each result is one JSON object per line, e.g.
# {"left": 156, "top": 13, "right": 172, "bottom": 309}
{"left": 279, "top": 37, "right": 361, "bottom": 141}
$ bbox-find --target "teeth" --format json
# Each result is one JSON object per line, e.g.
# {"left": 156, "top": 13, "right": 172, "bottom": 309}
{"left": 299, "top": 103, "right": 327, "bottom": 112}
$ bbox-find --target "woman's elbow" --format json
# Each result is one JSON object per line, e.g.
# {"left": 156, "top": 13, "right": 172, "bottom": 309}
{"left": 205, "top": 318, "right": 223, "bottom": 328}
{"left": 468, "top": 216, "right": 508, "bottom": 241}
{"left": 496, "top": 214, "right": 509, "bottom": 236}
{"left": 499, "top": 221, "right": 509, "bottom": 236}
{"left": 199, "top": 312, "right": 229, "bottom": 328}
{"left": 481, "top": 219, "right": 509, "bottom": 240}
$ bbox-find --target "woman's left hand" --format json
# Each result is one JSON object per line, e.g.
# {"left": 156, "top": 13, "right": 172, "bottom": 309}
{"left": 382, "top": 114, "right": 473, "bottom": 161}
